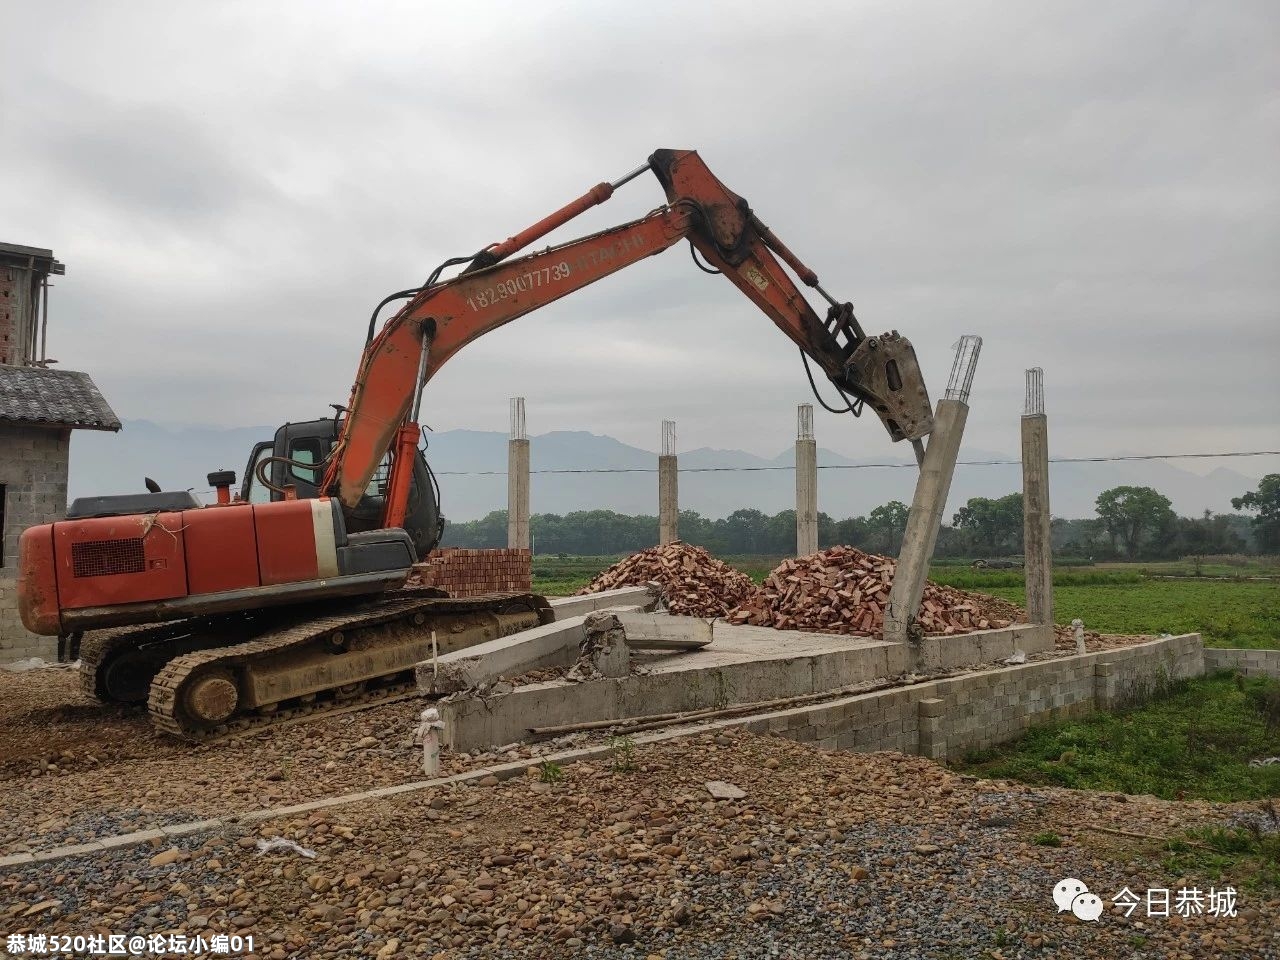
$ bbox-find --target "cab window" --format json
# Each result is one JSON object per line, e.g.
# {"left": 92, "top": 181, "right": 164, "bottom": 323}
{"left": 244, "top": 445, "right": 273, "bottom": 504}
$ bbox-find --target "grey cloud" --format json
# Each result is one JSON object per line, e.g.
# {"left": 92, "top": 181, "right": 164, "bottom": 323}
{"left": 0, "top": 0, "right": 1275, "bottom": 482}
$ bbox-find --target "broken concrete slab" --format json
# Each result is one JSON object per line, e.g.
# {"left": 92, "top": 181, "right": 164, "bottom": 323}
{"left": 438, "top": 622, "right": 898, "bottom": 751}
{"left": 417, "top": 606, "right": 645, "bottom": 694}
{"left": 546, "top": 585, "right": 657, "bottom": 621}
{"left": 435, "top": 618, "right": 1054, "bottom": 751}
{"left": 615, "top": 610, "right": 713, "bottom": 650}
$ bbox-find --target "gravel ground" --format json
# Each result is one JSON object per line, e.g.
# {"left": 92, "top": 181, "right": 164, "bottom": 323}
{"left": 0, "top": 631, "right": 1176, "bottom": 857}
{"left": 2, "top": 729, "right": 1275, "bottom": 959}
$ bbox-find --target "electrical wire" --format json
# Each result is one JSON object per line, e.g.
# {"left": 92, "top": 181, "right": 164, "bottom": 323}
{"left": 425, "top": 450, "right": 1280, "bottom": 476}
{"left": 190, "top": 449, "right": 1278, "bottom": 495}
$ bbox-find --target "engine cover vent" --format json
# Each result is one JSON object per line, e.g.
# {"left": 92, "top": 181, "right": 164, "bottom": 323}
{"left": 72, "top": 538, "right": 146, "bottom": 578}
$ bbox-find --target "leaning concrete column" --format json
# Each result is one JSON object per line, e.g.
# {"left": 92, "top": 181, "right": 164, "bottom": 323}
{"left": 796, "top": 404, "right": 818, "bottom": 556}
{"left": 659, "top": 420, "right": 678, "bottom": 545}
{"left": 1021, "top": 368, "right": 1053, "bottom": 626}
{"left": 507, "top": 398, "right": 530, "bottom": 550}
{"left": 884, "top": 335, "right": 982, "bottom": 645}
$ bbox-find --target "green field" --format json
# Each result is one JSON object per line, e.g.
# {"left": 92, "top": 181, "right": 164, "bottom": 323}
{"left": 532, "top": 555, "right": 1279, "bottom": 649}
{"left": 956, "top": 672, "right": 1280, "bottom": 801}
{"left": 955, "top": 671, "right": 1280, "bottom": 888}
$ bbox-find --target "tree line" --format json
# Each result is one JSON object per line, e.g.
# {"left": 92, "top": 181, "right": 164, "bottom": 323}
{"left": 439, "top": 475, "right": 1279, "bottom": 560}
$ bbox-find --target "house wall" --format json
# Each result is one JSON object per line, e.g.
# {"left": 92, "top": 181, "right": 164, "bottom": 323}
{"left": 0, "top": 263, "right": 38, "bottom": 366}
{"left": 0, "top": 424, "right": 70, "bottom": 661}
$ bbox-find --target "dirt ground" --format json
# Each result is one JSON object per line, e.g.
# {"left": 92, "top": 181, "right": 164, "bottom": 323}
{"left": 2, "top": 727, "right": 1276, "bottom": 959}
{"left": 3, "top": 635, "right": 1273, "bottom": 959}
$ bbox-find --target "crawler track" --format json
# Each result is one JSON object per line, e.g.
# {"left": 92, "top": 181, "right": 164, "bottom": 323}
{"left": 144, "top": 593, "right": 548, "bottom": 742}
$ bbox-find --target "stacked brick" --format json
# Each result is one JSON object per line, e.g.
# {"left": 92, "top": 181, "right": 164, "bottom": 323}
{"left": 727, "top": 546, "right": 1026, "bottom": 637}
{"left": 575, "top": 542, "right": 758, "bottom": 618}
{"left": 405, "top": 548, "right": 532, "bottom": 598}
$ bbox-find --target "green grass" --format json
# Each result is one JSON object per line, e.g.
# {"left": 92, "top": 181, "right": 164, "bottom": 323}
{"left": 980, "top": 579, "right": 1280, "bottom": 649}
{"left": 954, "top": 672, "right": 1280, "bottom": 802}
{"left": 531, "top": 555, "right": 619, "bottom": 595}
{"left": 1161, "top": 824, "right": 1280, "bottom": 890}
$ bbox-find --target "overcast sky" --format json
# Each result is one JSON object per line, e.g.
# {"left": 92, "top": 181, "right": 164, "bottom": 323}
{"left": 3, "top": 1, "right": 1277, "bottom": 479}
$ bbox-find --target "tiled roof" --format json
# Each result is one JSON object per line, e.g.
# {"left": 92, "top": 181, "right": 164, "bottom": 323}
{"left": 0, "top": 366, "right": 121, "bottom": 431}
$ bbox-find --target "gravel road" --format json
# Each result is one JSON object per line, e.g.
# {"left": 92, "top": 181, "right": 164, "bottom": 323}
{"left": 3, "top": 729, "right": 1275, "bottom": 959}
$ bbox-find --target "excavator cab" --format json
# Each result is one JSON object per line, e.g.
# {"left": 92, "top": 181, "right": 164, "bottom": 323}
{"left": 241, "top": 417, "right": 443, "bottom": 560}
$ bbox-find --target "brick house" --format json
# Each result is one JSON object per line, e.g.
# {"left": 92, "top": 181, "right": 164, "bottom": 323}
{"left": 0, "top": 243, "right": 120, "bottom": 662}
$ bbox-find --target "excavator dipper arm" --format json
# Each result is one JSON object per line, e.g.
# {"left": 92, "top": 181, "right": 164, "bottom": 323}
{"left": 323, "top": 149, "right": 934, "bottom": 520}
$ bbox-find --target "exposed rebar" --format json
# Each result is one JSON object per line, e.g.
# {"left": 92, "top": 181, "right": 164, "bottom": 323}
{"left": 509, "top": 397, "right": 527, "bottom": 441}
{"left": 661, "top": 419, "right": 677, "bottom": 457}
{"left": 1024, "top": 367, "right": 1045, "bottom": 416}
{"left": 796, "top": 404, "right": 814, "bottom": 441}
{"left": 944, "top": 335, "right": 983, "bottom": 403}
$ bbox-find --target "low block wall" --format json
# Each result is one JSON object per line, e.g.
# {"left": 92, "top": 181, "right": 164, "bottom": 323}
{"left": 407, "top": 548, "right": 531, "bottom": 597}
{"left": 437, "top": 621, "right": 1058, "bottom": 752}
{"left": 1204, "top": 647, "right": 1280, "bottom": 679}
{"left": 724, "top": 633, "right": 1203, "bottom": 760}
{"left": 914, "top": 622, "right": 1052, "bottom": 671}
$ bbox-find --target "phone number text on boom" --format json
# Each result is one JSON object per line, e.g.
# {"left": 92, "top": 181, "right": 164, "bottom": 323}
{"left": 465, "top": 262, "right": 572, "bottom": 312}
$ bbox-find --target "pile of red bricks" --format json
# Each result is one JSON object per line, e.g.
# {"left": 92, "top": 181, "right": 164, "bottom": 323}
{"left": 405, "top": 548, "right": 532, "bottom": 598}
{"left": 575, "top": 542, "right": 758, "bottom": 618}
{"left": 727, "top": 546, "right": 1025, "bottom": 636}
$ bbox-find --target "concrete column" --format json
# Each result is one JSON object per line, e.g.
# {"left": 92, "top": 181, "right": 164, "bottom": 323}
{"left": 1021, "top": 368, "right": 1053, "bottom": 627}
{"left": 795, "top": 404, "right": 818, "bottom": 556}
{"left": 507, "top": 398, "right": 530, "bottom": 550}
{"left": 884, "top": 336, "right": 981, "bottom": 645}
{"left": 659, "top": 420, "right": 678, "bottom": 544}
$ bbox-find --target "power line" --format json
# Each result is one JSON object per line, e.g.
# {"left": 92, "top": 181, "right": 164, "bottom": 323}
{"left": 430, "top": 449, "right": 1280, "bottom": 476}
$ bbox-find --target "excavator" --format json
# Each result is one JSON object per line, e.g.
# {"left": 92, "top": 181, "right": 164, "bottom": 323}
{"left": 17, "top": 149, "right": 935, "bottom": 741}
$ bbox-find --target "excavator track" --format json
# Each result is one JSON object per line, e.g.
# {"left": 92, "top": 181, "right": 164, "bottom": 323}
{"left": 79, "top": 623, "right": 199, "bottom": 702}
{"left": 146, "top": 592, "right": 549, "bottom": 742}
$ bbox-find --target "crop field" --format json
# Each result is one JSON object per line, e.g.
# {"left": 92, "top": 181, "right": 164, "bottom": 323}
{"left": 955, "top": 671, "right": 1280, "bottom": 889}
{"left": 531, "top": 554, "right": 1279, "bottom": 649}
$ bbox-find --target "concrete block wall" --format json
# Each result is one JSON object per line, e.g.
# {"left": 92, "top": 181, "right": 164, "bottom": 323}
{"left": 1203, "top": 647, "right": 1280, "bottom": 679}
{"left": 731, "top": 633, "right": 1204, "bottom": 760}
{"left": 0, "top": 424, "right": 70, "bottom": 661}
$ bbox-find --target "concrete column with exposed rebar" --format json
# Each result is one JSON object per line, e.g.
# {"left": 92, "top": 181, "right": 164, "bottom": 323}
{"left": 1022, "top": 368, "right": 1053, "bottom": 626}
{"left": 507, "top": 398, "right": 530, "bottom": 550}
{"left": 659, "top": 420, "right": 678, "bottom": 545}
{"left": 796, "top": 404, "right": 818, "bottom": 556}
{"left": 884, "top": 335, "right": 981, "bottom": 645}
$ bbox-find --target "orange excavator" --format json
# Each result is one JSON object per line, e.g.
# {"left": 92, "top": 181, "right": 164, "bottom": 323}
{"left": 17, "top": 149, "right": 934, "bottom": 740}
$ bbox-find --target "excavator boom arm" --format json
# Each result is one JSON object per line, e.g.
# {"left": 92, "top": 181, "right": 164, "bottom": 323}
{"left": 322, "top": 149, "right": 933, "bottom": 515}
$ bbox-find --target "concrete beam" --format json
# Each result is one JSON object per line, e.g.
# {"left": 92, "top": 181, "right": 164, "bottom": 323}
{"left": 417, "top": 606, "right": 644, "bottom": 694}
{"left": 615, "top": 610, "right": 713, "bottom": 649}
{"left": 883, "top": 398, "right": 969, "bottom": 644}
{"left": 546, "top": 585, "right": 657, "bottom": 620}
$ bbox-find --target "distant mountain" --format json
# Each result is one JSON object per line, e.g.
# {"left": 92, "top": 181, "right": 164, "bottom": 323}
{"left": 68, "top": 421, "right": 1261, "bottom": 523}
